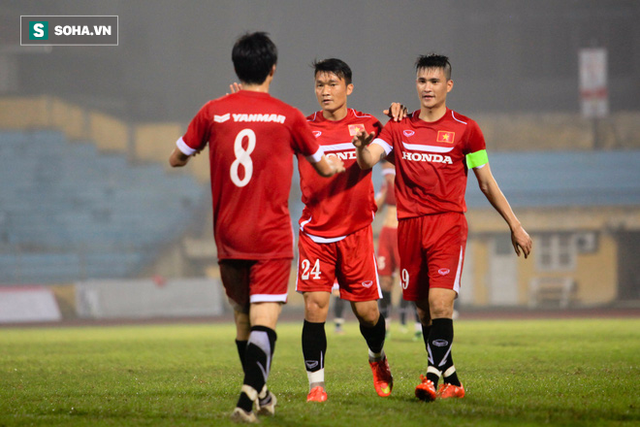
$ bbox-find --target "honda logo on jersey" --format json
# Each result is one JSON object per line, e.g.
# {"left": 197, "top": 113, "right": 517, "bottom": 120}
{"left": 326, "top": 151, "right": 357, "bottom": 160}
{"left": 402, "top": 152, "right": 453, "bottom": 164}
{"left": 437, "top": 131, "right": 455, "bottom": 143}
{"left": 348, "top": 124, "right": 366, "bottom": 136}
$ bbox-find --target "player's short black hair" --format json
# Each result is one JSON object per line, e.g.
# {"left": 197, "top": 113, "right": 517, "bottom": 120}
{"left": 312, "top": 58, "right": 352, "bottom": 85}
{"left": 232, "top": 32, "right": 278, "bottom": 85}
{"left": 415, "top": 54, "right": 452, "bottom": 80}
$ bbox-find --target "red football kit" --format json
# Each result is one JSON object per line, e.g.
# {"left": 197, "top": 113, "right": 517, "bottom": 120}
{"left": 297, "top": 109, "right": 381, "bottom": 237}
{"left": 177, "top": 90, "right": 323, "bottom": 305}
{"left": 295, "top": 109, "right": 382, "bottom": 300}
{"left": 297, "top": 226, "right": 380, "bottom": 301}
{"left": 372, "top": 109, "right": 488, "bottom": 299}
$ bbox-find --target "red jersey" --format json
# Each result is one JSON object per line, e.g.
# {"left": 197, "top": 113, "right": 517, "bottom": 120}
{"left": 179, "top": 90, "right": 322, "bottom": 260}
{"left": 373, "top": 109, "right": 487, "bottom": 219}
{"left": 297, "top": 109, "right": 382, "bottom": 238}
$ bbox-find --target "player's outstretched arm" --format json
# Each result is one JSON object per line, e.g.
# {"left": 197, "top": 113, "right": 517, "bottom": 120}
{"left": 473, "top": 164, "right": 532, "bottom": 258}
{"left": 312, "top": 154, "right": 345, "bottom": 177}
{"left": 352, "top": 130, "right": 385, "bottom": 170}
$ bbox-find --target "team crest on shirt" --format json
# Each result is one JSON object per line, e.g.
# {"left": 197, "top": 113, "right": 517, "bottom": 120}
{"left": 437, "top": 130, "right": 455, "bottom": 144}
{"left": 403, "top": 130, "right": 415, "bottom": 137}
{"left": 312, "top": 131, "right": 322, "bottom": 138}
{"left": 348, "top": 124, "right": 366, "bottom": 136}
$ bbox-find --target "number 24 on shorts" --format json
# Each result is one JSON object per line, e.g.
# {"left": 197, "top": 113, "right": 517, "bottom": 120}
{"left": 301, "top": 259, "right": 321, "bottom": 280}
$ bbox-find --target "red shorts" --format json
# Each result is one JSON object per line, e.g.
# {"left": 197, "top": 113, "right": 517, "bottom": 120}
{"left": 398, "top": 212, "right": 467, "bottom": 301}
{"left": 295, "top": 226, "right": 381, "bottom": 302}
{"left": 377, "top": 226, "right": 400, "bottom": 277}
{"left": 219, "top": 258, "right": 291, "bottom": 310}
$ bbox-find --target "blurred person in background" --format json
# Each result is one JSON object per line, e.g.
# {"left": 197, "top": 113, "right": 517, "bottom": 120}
{"left": 331, "top": 282, "right": 346, "bottom": 335}
{"left": 376, "top": 160, "right": 422, "bottom": 341}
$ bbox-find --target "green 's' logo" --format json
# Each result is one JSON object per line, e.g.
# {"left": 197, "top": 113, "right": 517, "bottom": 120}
{"left": 29, "top": 21, "right": 49, "bottom": 40}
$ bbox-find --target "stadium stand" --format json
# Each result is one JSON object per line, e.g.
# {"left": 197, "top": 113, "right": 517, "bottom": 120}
{"left": 465, "top": 150, "right": 640, "bottom": 208}
{"left": 0, "top": 130, "right": 207, "bottom": 284}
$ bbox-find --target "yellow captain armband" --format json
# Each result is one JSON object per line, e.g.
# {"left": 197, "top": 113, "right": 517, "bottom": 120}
{"left": 466, "top": 149, "right": 488, "bottom": 169}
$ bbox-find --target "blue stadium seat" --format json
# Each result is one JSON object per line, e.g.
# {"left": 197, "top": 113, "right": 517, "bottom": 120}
{"left": 0, "top": 130, "right": 207, "bottom": 284}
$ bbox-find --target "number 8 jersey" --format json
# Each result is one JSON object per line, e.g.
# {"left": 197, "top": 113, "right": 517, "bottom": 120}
{"left": 177, "top": 90, "right": 323, "bottom": 260}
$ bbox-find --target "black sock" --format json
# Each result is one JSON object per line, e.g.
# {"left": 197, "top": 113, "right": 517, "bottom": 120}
{"left": 360, "top": 314, "right": 386, "bottom": 358}
{"left": 421, "top": 323, "right": 431, "bottom": 349}
{"left": 237, "top": 339, "right": 274, "bottom": 405}
{"left": 302, "top": 320, "right": 326, "bottom": 374}
{"left": 442, "top": 362, "right": 461, "bottom": 386}
{"left": 236, "top": 326, "right": 277, "bottom": 412}
{"left": 234, "top": 339, "right": 250, "bottom": 411}
{"left": 430, "top": 318, "right": 460, "bottom": 386}
{"left": 379, "top": 291, "right": 392, "bottom": 319}
{"left": 235, "top": 339, "right": 247, "bottom": 366}
{"left": 426, "top": 318, "right": 458, "bottom": 387}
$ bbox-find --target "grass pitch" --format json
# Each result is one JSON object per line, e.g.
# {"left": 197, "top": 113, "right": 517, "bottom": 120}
{"left": 0, "top": 318, "right": 638, "bottom": 426}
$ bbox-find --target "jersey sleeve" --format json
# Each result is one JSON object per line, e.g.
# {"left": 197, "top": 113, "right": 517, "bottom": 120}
{"left": 177, "top": 102, "right": 212, "bottom": 155}
{"left": 464, "top": 119, "right": 488, "bottom": 169}
{"left": 371, "top": 120, "right": 394, "bottom": 155}
{"left": 290, "top": 109, "right": 323, "bottom": 162}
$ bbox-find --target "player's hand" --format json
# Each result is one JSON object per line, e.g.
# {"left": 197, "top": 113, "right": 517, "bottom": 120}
{"left": 352, "top": 130, "right": 376, "bottom": 149}
{"left": 511, "top": 225, "right": 532, "bottom": 259}
{"left": 327, "top": 155, "right": 346, "bottom": 174}
{"left": 227, "top": 82, "right": 243, "bottom": 95}
{"left": 169, "top": 147, "right": 190, "bottom": 167}
{"left": 383, "top": 103, "right": 408, "bottom": 122}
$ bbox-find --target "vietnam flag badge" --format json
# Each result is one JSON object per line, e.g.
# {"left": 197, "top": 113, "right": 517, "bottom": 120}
{"left": 437, "top": 130, "right": 455, "bottom": 144}
{"left": 348, "top": 124, "right": 366, "bottom": 136}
